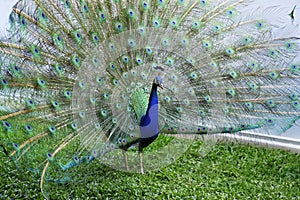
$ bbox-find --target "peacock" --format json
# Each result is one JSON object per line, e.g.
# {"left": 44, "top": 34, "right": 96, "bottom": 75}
{"left": 0, "top": 0, "right": 300, "bottom": 197}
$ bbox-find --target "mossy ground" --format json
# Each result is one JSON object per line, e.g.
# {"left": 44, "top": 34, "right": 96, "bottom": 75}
{"left": 1, "top": 135, "right": 300, "bottom": 199}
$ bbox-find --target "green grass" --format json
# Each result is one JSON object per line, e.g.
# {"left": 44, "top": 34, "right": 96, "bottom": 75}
{"left": 1, "top": 136, "right": 300, "bottom": 199}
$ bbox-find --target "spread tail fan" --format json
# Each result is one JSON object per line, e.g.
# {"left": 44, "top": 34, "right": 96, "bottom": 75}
{"left": 0, "top": 0, "right": 300, "bottom": 198}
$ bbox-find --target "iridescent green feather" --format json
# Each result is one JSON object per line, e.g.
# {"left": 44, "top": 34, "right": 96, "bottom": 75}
{"left": 130, "top": 88, "right": 149, "bottom": 125}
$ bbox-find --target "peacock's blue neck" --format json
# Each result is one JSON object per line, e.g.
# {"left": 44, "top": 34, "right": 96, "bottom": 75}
{"left": 146, "top": 83, "right": 159, "bottom": 114}
{"left": 139, "top": 83, "right": 159, "bottom": 149}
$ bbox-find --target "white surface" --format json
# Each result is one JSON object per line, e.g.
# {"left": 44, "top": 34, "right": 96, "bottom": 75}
{"left": 0, "top": 0, "right": 299, "bottom": 140}
{"left": 0, "top": 1, "right": 17, "bottom": 29}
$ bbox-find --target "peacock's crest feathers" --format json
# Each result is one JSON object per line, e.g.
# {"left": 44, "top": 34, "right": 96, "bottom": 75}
{"left": 0, "top": 0, "right": 300, "bottom": 196}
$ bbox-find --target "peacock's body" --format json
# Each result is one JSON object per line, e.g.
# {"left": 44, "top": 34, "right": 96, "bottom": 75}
{"left": 0, "top": 0, "right": 300, "bottom": 197}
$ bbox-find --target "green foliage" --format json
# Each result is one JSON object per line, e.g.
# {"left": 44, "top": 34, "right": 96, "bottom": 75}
{"left": 1, "top": 138, "right": 299, "bottom": 199}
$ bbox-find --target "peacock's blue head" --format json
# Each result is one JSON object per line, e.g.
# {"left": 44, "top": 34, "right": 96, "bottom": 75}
{"left": 153, "top": 76, "right": 163, "bottom": 89}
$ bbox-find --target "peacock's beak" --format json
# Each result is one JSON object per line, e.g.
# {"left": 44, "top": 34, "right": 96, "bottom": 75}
{"left": 159, "top": 84, "right": 164, "bottom": 89}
